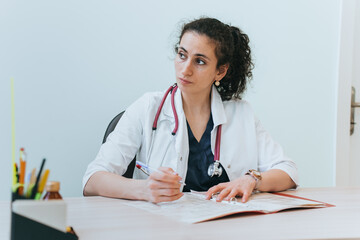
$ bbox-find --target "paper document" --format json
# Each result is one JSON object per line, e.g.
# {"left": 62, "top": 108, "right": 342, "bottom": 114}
{"left": 122, "top": 192, "right": 332, "bottom": 223}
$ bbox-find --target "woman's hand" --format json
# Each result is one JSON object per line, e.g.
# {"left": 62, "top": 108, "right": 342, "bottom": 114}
{"left": 205, "top": 175, "right": 256, "bottom": 203}
{"left": 143, "top": 167, "right": 184, "bottom": 203}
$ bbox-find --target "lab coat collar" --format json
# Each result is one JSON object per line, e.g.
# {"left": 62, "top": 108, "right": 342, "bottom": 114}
{"left": 162, "top": 85, "right": 183, "bottom": 121}
{"left": 161, "top": 85, "right": 227, "bottom": 126}
{"left": 210, "top": 86, "right": 227, "bottom": 127}
{"left": 159, "top": 85, "right": 226, "bottom": 163}
{"left": 160, "top": 85, "right": 187, "bottom": 170}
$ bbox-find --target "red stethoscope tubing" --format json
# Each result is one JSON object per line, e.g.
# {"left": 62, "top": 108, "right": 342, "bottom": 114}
{"left": 152, "top": 84, "right": 221, "bottom": 162}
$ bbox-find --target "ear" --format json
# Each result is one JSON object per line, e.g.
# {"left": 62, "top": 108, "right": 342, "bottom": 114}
{"left": 215, "top": 64, "right": 229, "bottom": 81}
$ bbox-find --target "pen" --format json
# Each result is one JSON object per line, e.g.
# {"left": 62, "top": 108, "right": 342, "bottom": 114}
{"left": 35, "top": 169, "right": 50, "bottom": 200}
{"left": 12, "top": 163, "right": 21, "bottom": 193}
{"left": 136, "top": 163, "right": 151, "bottom": 176}
{"left": 15, "top": 163, "right": 19, "bottom": 182}
{"left": 135, "top": 161, "right": 186, "bottom": 185}
{"left": 30, "top": 158, "right": 46, "bottom": 199}
{"left": 26, "top": 168, "right": 37, "bottom": 198}
{"left": 18, "top": 148, "right": 26, "bottom": 195}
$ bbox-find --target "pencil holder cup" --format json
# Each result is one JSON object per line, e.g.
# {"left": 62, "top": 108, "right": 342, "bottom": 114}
{"left": 10, "top": 191, "right": 78, "bottom": 240}
{"left": 11, "top": 192, "right": 27, "bottom": 202}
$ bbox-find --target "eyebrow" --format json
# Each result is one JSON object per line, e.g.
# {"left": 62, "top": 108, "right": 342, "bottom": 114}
{"left": 178, "top": 47, "right": 211, "bottom": 60}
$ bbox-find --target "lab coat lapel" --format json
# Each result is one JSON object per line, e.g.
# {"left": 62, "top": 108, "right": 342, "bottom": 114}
{"left": 158, "top": 88, "right": 176, "bottom": 123}
{"left": 210, "top": 86, "right": 227, "bottom": 153}
{"left": 159, "top": 86, "right": 188, "bottom": 158}
{"left": 172, "top": 88, "right": 188, "bottom": 156}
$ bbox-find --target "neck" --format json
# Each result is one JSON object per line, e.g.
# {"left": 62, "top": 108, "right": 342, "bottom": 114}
{"left": 182, "top": 89, "right": 212, "bottom": 117}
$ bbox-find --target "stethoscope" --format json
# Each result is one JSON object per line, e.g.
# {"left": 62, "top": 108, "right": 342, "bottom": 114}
{"left": 152, "top": 83, "right": 223, "bottom": 177}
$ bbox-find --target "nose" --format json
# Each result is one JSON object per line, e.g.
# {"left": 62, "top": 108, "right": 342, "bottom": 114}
{"left": 181, "top": 59, "right": 193, "bottom": 77}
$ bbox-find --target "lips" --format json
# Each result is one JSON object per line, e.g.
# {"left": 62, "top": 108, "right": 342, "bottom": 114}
{"left": 179, "top": 77, "right": 192, "bottom": 84}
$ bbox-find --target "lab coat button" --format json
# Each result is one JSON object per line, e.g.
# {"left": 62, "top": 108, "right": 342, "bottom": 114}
{"left": 227, "top": 164, "right": 231, "bottom": 168}
{"left": 180, "top": 157, "right": 183, "bottom": 161}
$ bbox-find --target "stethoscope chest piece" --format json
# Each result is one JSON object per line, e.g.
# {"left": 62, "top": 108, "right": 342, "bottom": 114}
{"left": 207, "top": 160, "right": 223, "bottom": 177}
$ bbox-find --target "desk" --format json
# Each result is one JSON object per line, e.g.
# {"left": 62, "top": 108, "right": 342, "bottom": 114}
{"left": 1, "top": 187, "right": 360, "bottom": 240}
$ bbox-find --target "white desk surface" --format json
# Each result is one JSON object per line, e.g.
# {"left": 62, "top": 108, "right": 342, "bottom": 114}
{"left": 1, "top": 187, "right": 360, "bottom": 240}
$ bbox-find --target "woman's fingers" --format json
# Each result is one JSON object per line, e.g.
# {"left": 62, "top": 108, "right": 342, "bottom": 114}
{"left": 147, "top": 177, "right": 181, "bottom": 189}
{"left": 215, "top": 187, "right": 231, "bottom": 202}
{"left": 205, "top": 176, "right": 257, "bottom": 202}
{"left": 205, "top": 185, "right": 223, "bottom": 199}
{"left": 146, "top": 179, "right": 183, "bottom": 203}
{"left": 150, "top": 167, "right": 183, "bottom": 184}
{"left": 241, "top": 190, "right": 252, "bottom": 203}
{"left": 148, "top": 192, "right": 184, "bottom": 203}
{"left": 157, "top": 167, "right": 176, "bottom": 174}
{"left": 224, "top": 189, "right": 239, "bottom": 201}
{"left": 145, "top": 167, "right": 184, "bottom": 203}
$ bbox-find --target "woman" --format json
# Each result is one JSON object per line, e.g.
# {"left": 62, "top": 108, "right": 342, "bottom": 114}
{"left": 83, "top": 17, "right": 298, "bottom": 203}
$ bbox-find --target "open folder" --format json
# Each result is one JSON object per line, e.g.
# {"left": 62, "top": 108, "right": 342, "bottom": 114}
{"left": 122, "top": 192, "right": 334, "bottom": 223}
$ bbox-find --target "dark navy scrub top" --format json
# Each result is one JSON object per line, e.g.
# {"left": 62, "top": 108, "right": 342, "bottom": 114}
{"left": 183, "top": 114, "right": 229, "bottom": 192}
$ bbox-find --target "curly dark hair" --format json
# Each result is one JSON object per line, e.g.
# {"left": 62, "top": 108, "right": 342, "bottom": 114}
{"left": 176, "top": 17, "right": 254, "bottom": 101}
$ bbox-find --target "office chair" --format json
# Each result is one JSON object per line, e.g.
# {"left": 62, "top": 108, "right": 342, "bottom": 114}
{"left": 102, "top": 111, "right": 136, "bottom": 178}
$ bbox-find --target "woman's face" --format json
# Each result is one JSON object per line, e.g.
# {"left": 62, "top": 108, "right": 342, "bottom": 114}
{"left": 174, "top": 31, "right": 226, "bottom": 97}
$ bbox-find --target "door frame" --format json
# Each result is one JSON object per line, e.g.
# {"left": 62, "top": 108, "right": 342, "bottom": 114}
{"left": 336, "top": 0, "right": 357, "bottom": 186}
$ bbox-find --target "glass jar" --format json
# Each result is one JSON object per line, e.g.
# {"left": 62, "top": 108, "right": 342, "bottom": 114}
{"left": 43, "top": 181, "right": 63, "bottom": 200}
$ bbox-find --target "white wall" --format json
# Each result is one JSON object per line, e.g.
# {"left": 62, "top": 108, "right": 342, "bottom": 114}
{"left": 0, "top": 0, "right": 341, "bottom": 200}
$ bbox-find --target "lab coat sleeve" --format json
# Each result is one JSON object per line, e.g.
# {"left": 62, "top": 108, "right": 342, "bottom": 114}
{"left": 255, "top": 118, "right": 299, "bottom": 186}
{"left": 82, "top": 93, "right": 150, "bottom": 191}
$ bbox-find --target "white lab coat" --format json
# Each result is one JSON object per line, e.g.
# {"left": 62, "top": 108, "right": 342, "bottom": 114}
{"left": 82, "top": 86, "right": 298, "bottom": 191}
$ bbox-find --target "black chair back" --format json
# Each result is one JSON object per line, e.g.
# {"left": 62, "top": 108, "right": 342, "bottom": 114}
{"left": 102, "top": 111, "right": 135, "bottom": 178}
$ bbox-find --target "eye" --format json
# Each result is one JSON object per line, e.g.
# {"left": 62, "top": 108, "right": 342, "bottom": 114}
{"left": 178, "top": 52, "right": 186, "bottom": 60}
{"left": 196, "top": 58, "right": 205, "bottom": 65}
